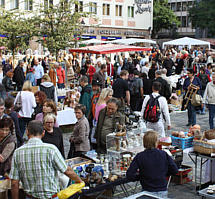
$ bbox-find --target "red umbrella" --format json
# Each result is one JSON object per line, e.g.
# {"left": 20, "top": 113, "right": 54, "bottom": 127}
{"left": 69, "top": 44, "right": 151, "bottom": 54}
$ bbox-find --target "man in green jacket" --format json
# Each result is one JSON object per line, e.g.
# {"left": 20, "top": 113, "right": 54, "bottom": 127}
{"left": 94, "top": 97, "right": 125, "bottom": 154}
{"left": 79, "top": 76, "right": 93, "bottom": 117}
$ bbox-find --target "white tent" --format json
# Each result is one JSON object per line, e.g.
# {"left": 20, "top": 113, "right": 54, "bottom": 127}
{"left": 162, "top": 37, "right": 211, "bottom": 49}
{"left": 80, "top": 38, "right": 108, "bottom": 44}
{"left": 109, "top": 38, "right": 156, "bottom": 45}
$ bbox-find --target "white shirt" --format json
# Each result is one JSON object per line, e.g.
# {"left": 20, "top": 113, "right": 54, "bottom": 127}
{"left": 141, "top": 66, "right": 149, "bottom": 75}
{"left": 33, "top": 64, "right": 44, "bottom": 80}
{"left": 14, "top": 91, "right": 36, "bottom": 118}
{"left": 203, "top": 82, "right": 215, "bottom": 105}
{"left": 141, "top": 92, "right": 171, "bottom": 126}
{"left": 0, "top": 72, "right": 3, "bottom": 84}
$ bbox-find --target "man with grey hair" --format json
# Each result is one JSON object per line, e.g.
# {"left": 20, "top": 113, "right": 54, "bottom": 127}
{"left": 153, "top": 70, "right": 171, "bottom": 100}
{"left": 13, "top": 60, "right": 25, "bottom": 91}
{"left": 161, "top": 68, "right": 172, "bottom": 92}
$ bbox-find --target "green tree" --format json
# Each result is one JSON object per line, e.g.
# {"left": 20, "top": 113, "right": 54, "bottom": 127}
{"left": 152, "top": 0, "right": 180, "bottom": 38}
{"left": 0, "top": 10, "right": 36, "bottom": 66}
{"left": 35, "top": 0, "right": 90, "bottom": 59}
{"left": 189, "top": 0, "right": 215, "bottom": 37}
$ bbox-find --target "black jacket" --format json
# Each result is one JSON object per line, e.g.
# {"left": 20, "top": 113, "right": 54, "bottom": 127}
{"left": 153, "top": 77, "right": 171, "bottom": 100}
{"left": 2, "top": 76, "right": 14, "bottom": 92}
{"left": 13, "top": 66, "right": 25, "bottom": 85}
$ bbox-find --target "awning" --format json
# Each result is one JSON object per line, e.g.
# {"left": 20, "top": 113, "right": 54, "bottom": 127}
{"left": 109, "top": 38, "right": 156, "bottom": 45}
{"left": 69, "top": 44, "right": 151, "bottom": 54}
{"left": 162, "top": 37, "right": 211, "bottom": 49}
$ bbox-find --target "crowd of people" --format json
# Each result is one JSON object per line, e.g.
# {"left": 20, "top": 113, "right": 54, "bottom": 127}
{"left": 0, "top": 46, "right": 214, "bottom": 198}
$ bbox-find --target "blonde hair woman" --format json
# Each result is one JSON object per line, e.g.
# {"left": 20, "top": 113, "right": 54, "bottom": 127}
{"left": 15, "top": 80, "right": 36, "bottom": 137}
{"left": 95, "top": 88, "right": 113, "bottom": 121}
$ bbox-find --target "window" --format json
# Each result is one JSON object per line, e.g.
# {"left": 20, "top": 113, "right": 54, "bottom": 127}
{"left": 44, "top": 0, "right": 53, "bottom": 9}
{"left": 103, "top": 4, "right": 110, "bottom": 16}
{"left": 25, "top": 0, "right": 33, "bottom": 10}
{"left": 115, "top": 5, "right": 122, "bottom": 17}
{"left": 128, "top": 6, "right": 134, "bottom": 18}
{"left": 0, "top": 0, "right": 5, "bottom": 7}
{"left": 177, "top": 16, "right": 181, "bottom": 27}
{"left": 75, "top": 1, "right": 83, "bottom": 12}
{"left": 171, "top": 3, "right": 176, "bottom": 11}
{"left": 89, "top": 2, "right": 97, "bottom": 14}
{"left": 176, "top": 2, "right": 181, "bottom": 11}
{"left": 182, "top": 2, "right": 187, "bottom": 11}
{"left": 10, "top": 0, "right": 19, "bottom": 9}
{"left": 181, "top": 16, "right": 187, "bottom": 27}
{"left": 188, "top": 1, "right": 193, "bottom": 8}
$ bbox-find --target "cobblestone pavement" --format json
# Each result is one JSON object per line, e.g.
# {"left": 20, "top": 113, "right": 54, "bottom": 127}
{"left": 62, "top": 109, "right": 211, "bottom": 199}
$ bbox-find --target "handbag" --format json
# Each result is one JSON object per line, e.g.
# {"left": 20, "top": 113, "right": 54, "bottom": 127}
{"left": 191, "top": 93, "right": 202, "bottom": 107}
{"left": 14, "top": 92, "right": 22, "bottom": 112}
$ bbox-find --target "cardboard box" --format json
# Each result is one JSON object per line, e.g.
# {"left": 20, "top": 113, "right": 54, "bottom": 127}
{"left": 172, "top": 165, "right": 193, "bottom": 185}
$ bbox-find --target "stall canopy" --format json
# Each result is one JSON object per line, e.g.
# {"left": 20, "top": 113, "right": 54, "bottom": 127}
{"left": 80, "top": 38, "right": 108, "bottom": 44}
{"left": 162, "top": 37, "right": 211, "bottom": 49}
{"left": 69, "top": 44, "right": 151, "bottom": 54}
{"left": 109, "top": 38, "right": 156, "bottom": 45}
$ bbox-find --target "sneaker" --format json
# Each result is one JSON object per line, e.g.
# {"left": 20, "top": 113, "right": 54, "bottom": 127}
{"left": 186, "top": 123, "right": 191, "bottom": 126}
{"left": 200, "top": 112, "right": 206, "bottom": 115}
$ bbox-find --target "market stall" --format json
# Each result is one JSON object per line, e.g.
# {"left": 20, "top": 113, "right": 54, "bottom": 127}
{"left": 162, "top": 37, "right": 211, "bottom": 50}
{"left": 69, "top": 44, "right": 151, "bottom": 54}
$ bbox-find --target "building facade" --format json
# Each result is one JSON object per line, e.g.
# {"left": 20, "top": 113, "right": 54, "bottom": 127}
{"left": 160, "top": 0, "right": 195, "bottom": 38}
{"left": 1, "top": 0, "right": 153, "bottom": 40}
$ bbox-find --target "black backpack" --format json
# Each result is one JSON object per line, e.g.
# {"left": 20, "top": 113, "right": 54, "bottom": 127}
{"left": 143, "top": 95, "right": 161, "bottom": 123}
{"left": 128, "top": 78, "right": 139, "bottom": 96}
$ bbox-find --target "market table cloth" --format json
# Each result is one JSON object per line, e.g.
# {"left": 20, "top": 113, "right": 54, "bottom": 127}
{"left": 57, "top": 108, "right": 77, "bottom": 126}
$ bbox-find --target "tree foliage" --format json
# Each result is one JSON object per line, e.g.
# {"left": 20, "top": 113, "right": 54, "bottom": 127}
{"left": 35, "top": 0, "right": 91, "bottom": 58}
{"left": 152, "top": 0, "right": 180, "bottom": 38}
{"left": 0, "top": 9, "right": 36, "bottom": 65}
{"left": 189, "top": 0, "right": 215, "bottom": 37}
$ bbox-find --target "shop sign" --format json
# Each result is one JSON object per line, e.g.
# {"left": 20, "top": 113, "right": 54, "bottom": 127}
{"left": 134, "top": 0, "right": 152, "bottom": 14}
{"left": 98, "top": 30, "right": 122, "bottom": 35}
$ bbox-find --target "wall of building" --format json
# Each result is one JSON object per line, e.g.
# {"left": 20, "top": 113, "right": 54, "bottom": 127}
{"left": 160, "top": 0, "right": 195, "bottom": 38}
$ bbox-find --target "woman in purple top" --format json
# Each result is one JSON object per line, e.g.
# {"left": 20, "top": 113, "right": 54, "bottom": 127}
{"left": 35, "top": 99, "right": 59, "bottom": 127}
{"left": 95, "top": 88, "right": 113, "bottom": 121}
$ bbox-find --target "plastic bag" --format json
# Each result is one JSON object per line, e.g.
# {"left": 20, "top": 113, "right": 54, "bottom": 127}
{"left": 57, "top": 182, "right": 85, "bottom": 199}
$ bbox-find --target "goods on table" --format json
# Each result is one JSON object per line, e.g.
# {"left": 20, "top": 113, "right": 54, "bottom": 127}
{"left": 66, "top": 157, "right": 92, "bottom": 168}
{"left": 189, "top": 124, "right": 202, "bottom": 140}
{"left": 171, "top": 132, "right": 194, "bottom": 150}
{"left": 193, "top": 129, "right": 215, "bottom": 155}
{"left": 107, "top": 151, "right": 133, "bottom": 176}
{"left": 206, "top": 185, "right": 215, "bottom": 194}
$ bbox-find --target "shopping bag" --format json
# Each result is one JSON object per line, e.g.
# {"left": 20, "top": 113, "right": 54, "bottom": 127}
{"left": 57, "top": 182, "right": 85, "bottom": 199}
{"left": 14, "top": 92, "right": 22, "bottom": 112}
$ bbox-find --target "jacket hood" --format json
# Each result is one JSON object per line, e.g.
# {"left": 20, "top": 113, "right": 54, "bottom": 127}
{"left": 40, "top": 82, "right": 54, "bottom": 87}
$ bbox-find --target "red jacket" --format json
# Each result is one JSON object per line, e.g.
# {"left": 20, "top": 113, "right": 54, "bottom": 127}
{"left": 107, "top": 63, "right": 114, "bottom": 77}
{"left": 87, "top": 65, "right": 96, "bottom": 83}
{"left": 56, "top": 67, "right": 65, "bottom": 84}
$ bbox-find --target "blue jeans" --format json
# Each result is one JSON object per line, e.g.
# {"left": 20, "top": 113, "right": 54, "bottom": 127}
{"left": 19, "top": 117, "right": 32, "bottom": 137}
{"left": 187, "top": 102, "right": 196, "bottom": 125}
{"left": 144, "top": 190, "right": 168, "bottom": 198}
{"left": 208, "top": 104, "right": 215, "bottom": 129}
{"left": 58, "top": 83, "right": 65, "bottom": 89}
